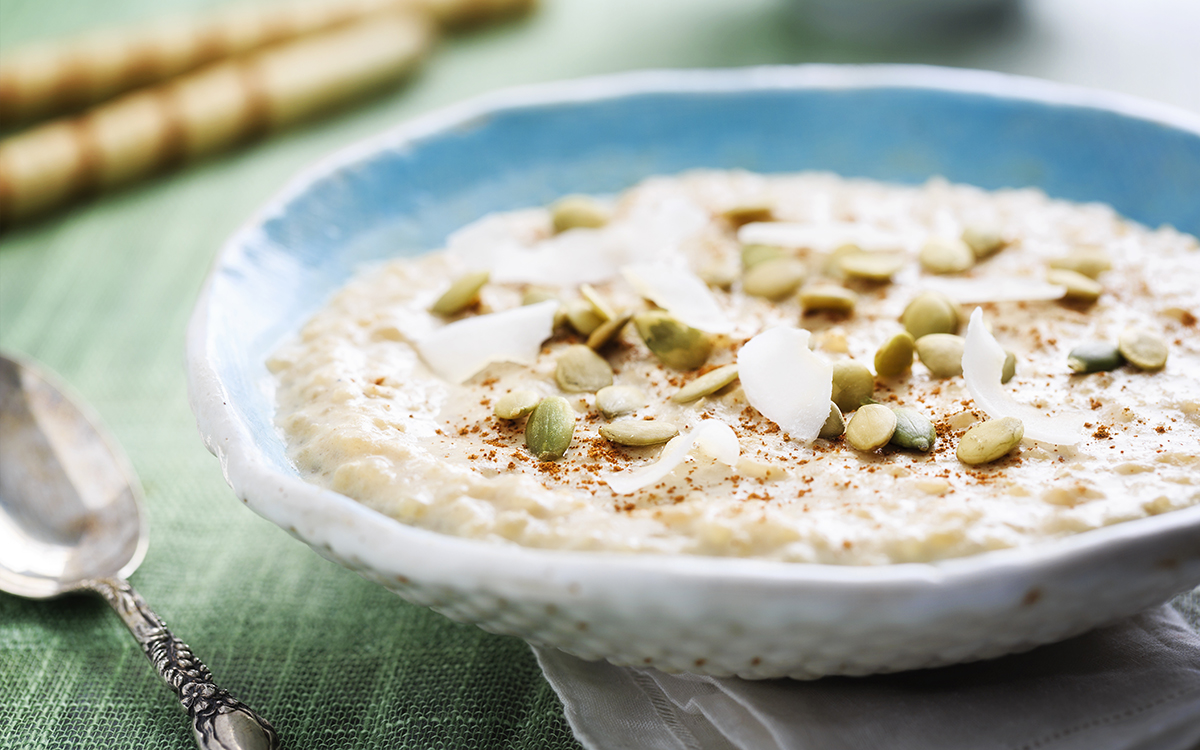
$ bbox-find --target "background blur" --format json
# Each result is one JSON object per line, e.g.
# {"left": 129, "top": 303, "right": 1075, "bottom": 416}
{"left": 1, "top": 1, "right": 1197, "bottom": 748}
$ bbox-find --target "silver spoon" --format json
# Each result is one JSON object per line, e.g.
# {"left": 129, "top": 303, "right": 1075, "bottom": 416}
{"left": 0, "top": 351, "right": 279, "bottom": 750}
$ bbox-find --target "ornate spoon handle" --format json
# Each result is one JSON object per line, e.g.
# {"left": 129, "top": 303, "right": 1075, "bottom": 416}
{"left": 86, "top": 577, "right": 280, "bottom": 750}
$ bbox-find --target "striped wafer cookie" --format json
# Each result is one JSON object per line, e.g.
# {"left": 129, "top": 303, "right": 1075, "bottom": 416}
{"left": 0, "top": 0, "right": 535, "bottom": 127}
{"left": 0, "top": 12, "right": 435, "bottom": 224}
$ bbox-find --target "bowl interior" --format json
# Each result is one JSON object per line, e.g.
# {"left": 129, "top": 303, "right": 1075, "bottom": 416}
{"left": 203, "top": 67, "right": 1200, "bottom": 484}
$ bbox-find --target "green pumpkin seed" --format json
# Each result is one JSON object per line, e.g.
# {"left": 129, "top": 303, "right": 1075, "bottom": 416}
{"left": 890, "top": 407, "right": 936, "bottom": 452}
{"left": 845, "top": 404, "right": 897, "bottom": 452}
{"left": 901, "top": 291, "right": 960, "bottom": 339}
{"left": 551, "top": 195, "right": 610, "bottom": 233}
{"left": 633, "top": 311, "right": 712, "bottom": 370}
{"left": 874, "top": 332, "right": 916, "bottom": 378}
{"left": 1046, "top": 268, "right": 1103, "bottom": 303}
{"left": 818, "top": 402, "right": 845, "bottom": 440}
{"left": 586, "top": 313, "right": 632, "bottom": 350}
{"left": 555, "top": 345, "right": 613, "bottom": 392}
{"left": 493, "top": 389, "right": 540, "bottom": 419}
{"left": 1002, "top": 350, "right": 1017, "bottom": 384}
{"left": 799, "top": 283, "right": 858, "bottom": 315}
{"left": 742, "top": 258, "right": 807, "bottom": 300}
{"left": 839, "top": 250, "right": 907, "bottom": 281}
{"left": 595, "top": 385, "right": 647, "bottom": 419}
{"left": 565, "top": 299, "right": 605, "bottom": 336}
{"left": 919, "top": 238, "right": 975, "bottom": 274}
{"left": 1067, "top": 342, "right": 1124, "bottom": 373}
{"left": 957, "top": 416, "right": 1024, "bottom": 465}
{"left": 1117, "top": 328, "right": 1169, "bottom": 370}
{"left": 721, "top": 203, "right": 773, "bottom": 227}
{"left": 599, "top": 419, "right": 680, "bottom": 446}
{"left": 916, "top": 334, "right": 966, "bottom": 378}
{"left": 961, "top": 225, "right": 1006, "bottom": 259}
{"left": 1049, "top": 247, "right": 1111, "bottom": 279}
{"left": 741, "top": 243, "right": 786, "bottom": 269}
{"left": 430, "top": 270, "right": 489, "bottom": 315}
{"left": 525, "top": 397, "right": 576, "bottom": 461}
{"left": 521, "top": 287, "right": 559, "bottom": 306}
{"left": 672, "top": 364, "right": 740, "bottom": 403}
{"left": 698, "top": 260, "right": 739, "bottom": 289}
{"left": 830, "top": 360, "right": 875, "bottom": 413}
{"left": 580, "top": 284, "right": 616, "bottom": 321}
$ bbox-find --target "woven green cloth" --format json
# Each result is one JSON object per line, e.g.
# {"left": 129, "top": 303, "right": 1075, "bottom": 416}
{"left": 2, "top": 1, "right": 1199, "bottom": 748}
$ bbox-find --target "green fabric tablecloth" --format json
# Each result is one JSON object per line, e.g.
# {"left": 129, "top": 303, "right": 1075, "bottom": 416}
{"left": 2, "top": 1, "right": 1198, "bottom": 748}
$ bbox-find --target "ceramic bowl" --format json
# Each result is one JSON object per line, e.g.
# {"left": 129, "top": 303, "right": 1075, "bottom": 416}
{"left": 186, "top": 65, "right": 1200, "bottom": 679}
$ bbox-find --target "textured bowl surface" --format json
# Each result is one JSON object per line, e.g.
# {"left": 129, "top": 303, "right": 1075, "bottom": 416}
{"left": 187, "top": 65, "right": 1200, "bottom": 679}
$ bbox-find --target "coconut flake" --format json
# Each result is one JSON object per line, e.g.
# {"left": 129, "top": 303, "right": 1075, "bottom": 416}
{"left": 605, "top": 419, "right": 739, "bottom": 495}
{"left": 963, "top": 307, "right": 1085, "bottom": 445}
{"left": 923, "top": 276, "right": 1067, "bottom": 303}
{"left": 738, "top": 221, "right": 926, "bottom": 253}
{"left": 621, "top": 262, "right": 734, "bottom": 333}
{"left": 416, "top": 300, "right": 557, "bottom": 383}
{"left": 737, "top": 327, "right": 832, "bottom": 443}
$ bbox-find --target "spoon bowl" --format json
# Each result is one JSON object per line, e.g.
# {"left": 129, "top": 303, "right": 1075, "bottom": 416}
{"left": 0, "top": 351, "right": 278, "bottom": 750}
{"left": 0, "top": 352, "right": 146, "bottom": 598}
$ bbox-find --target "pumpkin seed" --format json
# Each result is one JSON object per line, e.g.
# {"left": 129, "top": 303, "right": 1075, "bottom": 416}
{"left": 890, "top": 407, "right": 936, "bottom": 452}
{"left": 742, "top": 258, "right": 807, "bottom": 300}
{"left": 721, "top": 203, "right": 773, "bottom": 227}
{"left": 1046, "top": 268, "right": 1102, "bottom": 303}
{"left": 586, "top": 313, "right": 632, "bottom": 350}
{"left": 633, "top": 311, "right": 712, "bottom": 370}
{"left": 799, "top": 283, "right": 858, "bottom": 314}
{"left": 916, "top": 334, "right": 966, "bottom": 378}
{"left": 672, "top": 364, "right": 739, "bottom": 403}
{"left": 818, "top": 402, "right": 845, "bottom": 440}
{"left": 830, "top": 360, "right": 875, "bottom": 413}
{"left": 551, "top": 195, "right": 610, "bottom": 233}
{"left": 1067, "top": 342, "right": 1124, "bottom": 373}
{"left": 825, "top": 244, "right": 862, "bottom": 275}
{"left": 1002, "top": 350, "right": 1017, "bottom": 384}
{"left": 493, "top": 389, "right": 540, "bottom": 419}
{"left": 845, "top": 404, "right": 897, "bottom": 451}
{"left": 521, "top": 287, "right": 559, "bottom": 306}
{"left": 1118, "top": 328, "right": 1169, "bottom": 370}
{"left": 961, "top": 225, "right": 1006, "bottom": 259}
{"left": 698, "top": 260, "right": 738, "bottom": 289}
{"left": 565, "top": 299, "right": 605, "bottom": 336}
{"left": 595, "top": 385, "right": 647, "bottom": 419}
{"left": 555, "top": 345, "right": 613, "bottom": 392}
{"left": 741, "top": 243, "right": 786, "bottom": 269}
{"left": 1049, "top": 247, "right": 1111, "bottom": 279}
{"left": 525, "top": 397, "right": 575, "bottom": 461}
{"left": 580, "top": 283, "right": 616, "bottom": 321}
{"left": 430, "top": 270, "right": 489, "bottom": 315}
{"left": 874, "top": 332, "right": 915, "bottom": 378}
{"left": 957, "top": 416, "right": 1024, "bottom": 465}
{"left": 599, "top": 419, "right": 680, "bottom": 446}
{"left": 901, "top": 291, "right": 960, "bottom": 339}
{"left": 839, "top": 250, "right": 907, "bottom": 281}
{"left": 919, "top": 238, "right": 975, "bottom": 274}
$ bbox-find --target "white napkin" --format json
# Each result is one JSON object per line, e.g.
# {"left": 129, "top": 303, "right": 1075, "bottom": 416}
{"left": 534, "top": 603, "right": 1200, "bottom": 750}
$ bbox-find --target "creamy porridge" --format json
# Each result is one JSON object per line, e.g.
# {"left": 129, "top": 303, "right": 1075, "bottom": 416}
{"left": 267, "top": 171, "right": 1200, "bottom": 564}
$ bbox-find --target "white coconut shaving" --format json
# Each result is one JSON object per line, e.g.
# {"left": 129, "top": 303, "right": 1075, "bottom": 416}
{"left": 922, "top": 276, "right": 1067, "bottom": 303}
{"left": 604, "top": 419, "right": 739, "bottom": 495}
{"left": 621, "top": 262, "right": 735, "bottom": 333}
{"left": 738, "top": 221, "right": 927, "bottom": 253}
{"left": 963, "top": 307, "right": 1086, "bottom": 445}
{"left": 737, "top": 327, "right": 833, "bottom": 444}
{"left": 416, "top": 300, "right": 558, "bottom": 383}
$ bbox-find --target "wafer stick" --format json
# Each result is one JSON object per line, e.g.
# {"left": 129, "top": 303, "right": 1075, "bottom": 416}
{"left": 0, "top": 13, "right": 434, "bottom": 225}
{"left": 0, "top": 0, "right": 535, "bottom": 127}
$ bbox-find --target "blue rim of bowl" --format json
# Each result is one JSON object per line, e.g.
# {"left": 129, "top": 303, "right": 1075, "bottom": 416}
{"left": 187, "top": 64, "right": 1200, "bottom": 592}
